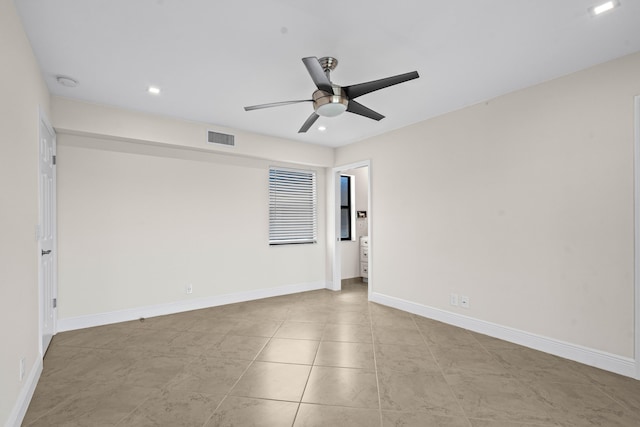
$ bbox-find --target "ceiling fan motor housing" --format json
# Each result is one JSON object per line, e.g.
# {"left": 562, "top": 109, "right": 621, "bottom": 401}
{"left": 313, "top": 86, "right": 348, "bottom": 117}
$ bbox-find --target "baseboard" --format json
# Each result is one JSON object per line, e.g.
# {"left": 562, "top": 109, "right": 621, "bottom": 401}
{"left": 5, "top": 356, "right": 42, "bottom": 427}
{"left": 58, "top": 281, "right": 328, "bottom": 332}
{"left": 370, "top": 292, "right": 637, "bottom": 379}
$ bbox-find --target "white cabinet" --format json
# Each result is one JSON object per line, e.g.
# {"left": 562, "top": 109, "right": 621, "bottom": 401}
{"left": 360, "top": 236, "right": 369, "bottom": 282}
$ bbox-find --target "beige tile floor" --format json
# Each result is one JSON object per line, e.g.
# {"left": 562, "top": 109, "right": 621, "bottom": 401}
{"left": 23, "top": 283, "right": 640, "bottom": 426}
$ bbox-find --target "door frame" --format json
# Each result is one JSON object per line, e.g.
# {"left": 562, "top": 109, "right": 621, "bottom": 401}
{"left": 634, "top": 95, "right": 640, "bottom": 379}
{"left": 38, "top": 108, "right": 57, "bottom": 356}
{"left": 331, "top": 160, "right": 372, "bottom": 299}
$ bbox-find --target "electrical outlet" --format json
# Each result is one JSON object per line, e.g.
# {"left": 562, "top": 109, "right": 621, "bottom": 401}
{"left": 19, "top": 357, "right": 25, "bottom": 381}
{"left": 460, "top": 296, "right": 470, "bottom": 308}
{"left": 186, "top": 284, "right": 193, "bottom": 294}
{"left": 450, "top": 293, "right": 459, "bottom": 306}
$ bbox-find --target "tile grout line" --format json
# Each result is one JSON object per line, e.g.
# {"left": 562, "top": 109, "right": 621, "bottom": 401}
{"left": 410, "top": 315, "right": 474, "bottom": 427}
{"left": 591, "top": 382, "right": 640, "bottom": 415}
{"left": 467, "top": 330, "right": 569, "bottom": 425}
{"left": 368, "top": 301, "right": 385, "bottom": 427}
{"left": 206, "top": 294, "right": 317, "bottom": 426}
{"left": 200, "top": 317, "right": 286, "bottom": 427}
{"left": 114, "top": 387, "right": 159, "bottom": 427}
{"left": 289, "top": 306, "right": 326, "bottom": 426}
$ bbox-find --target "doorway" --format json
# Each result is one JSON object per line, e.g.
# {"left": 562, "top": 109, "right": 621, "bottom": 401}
{"left": 332, "top": 161, "right": 372, "bottom": 299}
{"left": 38, "top": 111, "right": 57, "bottom": 355}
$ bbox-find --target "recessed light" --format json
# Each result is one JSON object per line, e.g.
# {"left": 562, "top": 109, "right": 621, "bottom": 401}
{"left": 318, "top": 125, "right": 327, "bottom": 132}
{"left": 590, "top": 0, "right": 620, "bottom": 16}
{"left": 148, "top": 86, "right": 161, "bottom": 95}
{"left": 55, "top": 75, "right": 79, "bottom": 87}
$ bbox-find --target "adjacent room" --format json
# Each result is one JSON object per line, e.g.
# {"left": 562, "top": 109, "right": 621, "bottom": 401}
{"left": 3, "top": 0, "right": 640, "bottom": 426}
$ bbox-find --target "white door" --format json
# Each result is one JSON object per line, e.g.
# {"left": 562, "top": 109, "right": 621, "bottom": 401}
{"left": 39, "top": 115, "right": 57, "bottom": 354}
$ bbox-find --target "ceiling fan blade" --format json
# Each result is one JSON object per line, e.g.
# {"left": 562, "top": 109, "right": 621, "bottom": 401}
{"left": 302, "top": 57, "right": 333, "bottom": 93}
{"left": 346, "top": 100, "right": 385, "bottom": 121}
{"left": 244, "top": 99, "right": 312, "bottom": 111}
{"left": 343, "top": 71, "right": 419, "bottom": 100}
{"left": 298, "top": 112, "right": 319, "bottom": 133}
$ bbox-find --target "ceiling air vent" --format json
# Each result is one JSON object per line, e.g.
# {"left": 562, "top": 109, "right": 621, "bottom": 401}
{"left": 207, "top": 130, "right": 235, "bottom": 147}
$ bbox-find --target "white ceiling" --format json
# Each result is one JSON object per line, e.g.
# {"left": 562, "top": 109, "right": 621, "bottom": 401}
{"left": 15, "top": 0, "right": 640, "bottom": 148}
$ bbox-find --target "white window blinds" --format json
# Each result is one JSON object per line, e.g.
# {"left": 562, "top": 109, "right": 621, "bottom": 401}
{"left": 269, "top": 167, "right": 317, "bottom": 245}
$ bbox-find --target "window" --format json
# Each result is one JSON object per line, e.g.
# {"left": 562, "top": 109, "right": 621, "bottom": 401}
{"left": 340, "top": 175, "right": 354, "bottom": 240}
{"left": 269, "top": 167, "right": 317, "bottom": 245}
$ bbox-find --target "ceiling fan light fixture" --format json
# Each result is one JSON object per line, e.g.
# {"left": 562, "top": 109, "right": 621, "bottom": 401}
{"left": 316, "top": 102, "right": 347, "bottom": 117}
{"left": 313, "top": 88, "right": 348, "bottom": 117}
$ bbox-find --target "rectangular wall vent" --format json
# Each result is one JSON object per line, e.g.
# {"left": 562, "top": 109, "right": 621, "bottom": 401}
{"left": 207, "top": 130, "right": 235, "bottom": 147}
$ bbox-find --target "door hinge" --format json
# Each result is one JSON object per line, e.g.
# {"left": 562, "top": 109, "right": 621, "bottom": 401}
{"left": 53, "top": 298, "right": 57, "bottom": 309}
{"left": 52, "top": 155, "right": 56, "bottom": 165}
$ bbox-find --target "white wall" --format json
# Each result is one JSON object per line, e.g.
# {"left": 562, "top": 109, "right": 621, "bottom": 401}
{"left": 340, "top": 167, "right": 369, "bottom": 279}
{"left": 49, "top": 96, "right": 334, "bottom": 326}
{"left": 0, "top": 0, "right": 51, "bottom": 424}
{"left": 56, "top": 133, "right": 327, "bottom": 322}
{"left": 336, "top": 52, "right": 640, "bottom": 359}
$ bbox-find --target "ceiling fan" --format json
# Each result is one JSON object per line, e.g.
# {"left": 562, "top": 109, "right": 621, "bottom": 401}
{"left": 244, "top": 56, "right": 419, "bottom": 133}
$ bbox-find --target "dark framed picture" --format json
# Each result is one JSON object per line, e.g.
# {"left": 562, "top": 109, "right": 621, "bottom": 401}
{"left": 357, "top": 211, "right": 367, "bottom": 218}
